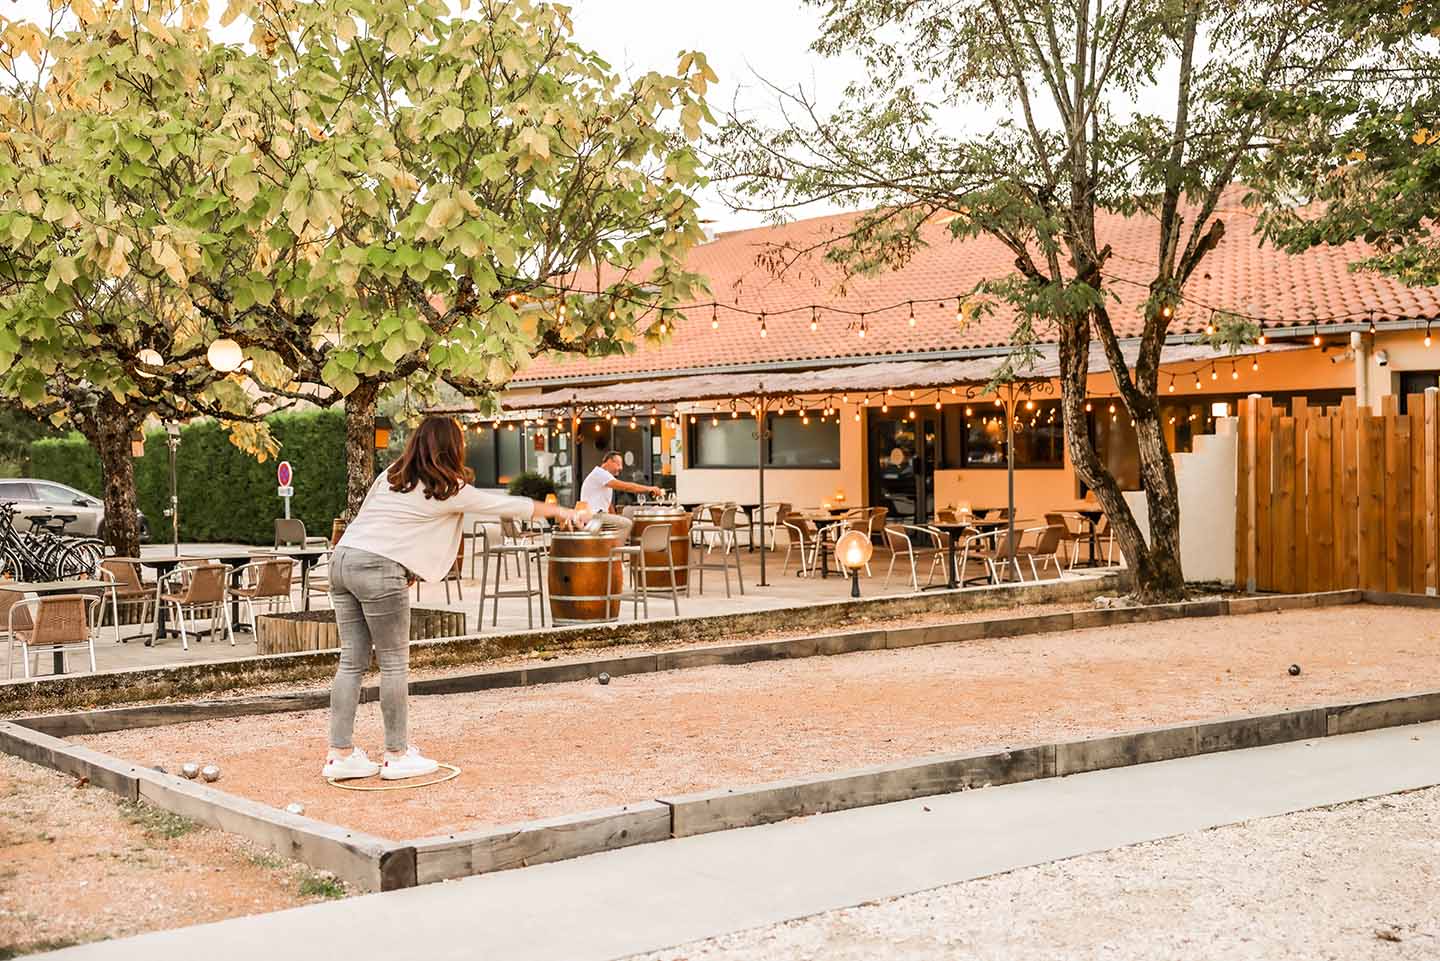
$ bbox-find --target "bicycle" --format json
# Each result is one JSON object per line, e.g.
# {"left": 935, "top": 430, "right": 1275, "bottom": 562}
{"left": 0, "top": 502, "right": 105, "bottom": 581}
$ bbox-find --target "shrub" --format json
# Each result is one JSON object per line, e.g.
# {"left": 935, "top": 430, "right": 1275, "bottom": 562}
{"left": 29, "top": 409, "right": 348, "bottom": 545}
{"left": 506, "top": 471, "right": 556, "bottom": 501}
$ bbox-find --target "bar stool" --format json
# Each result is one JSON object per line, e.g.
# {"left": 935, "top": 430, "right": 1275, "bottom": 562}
{"left": 610, "top": 524, "right": 683, "bottom": 620}
{"left": 689, "top": 505, "right": 745, "bottom": 597}
{"left": 487, "top": 539, "right": 547, "bottom": 629}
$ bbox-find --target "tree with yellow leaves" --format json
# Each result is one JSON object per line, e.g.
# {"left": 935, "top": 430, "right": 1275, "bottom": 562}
{"left": 1, "top": 0, "right": 715, "bottom": 521}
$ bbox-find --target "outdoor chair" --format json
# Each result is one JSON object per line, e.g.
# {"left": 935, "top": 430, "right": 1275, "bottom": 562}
{"left": 274, "top": 518, "right": 329, "bottom": 549}
{"left": 97, "top": 558, "right": 152, "bottom": 644}
{"left": 936, "top": 508, "right": 960, "bottom": 526}
{"left": 421, "top": 542, "right": 465, "bottom": 603}
{"left": 498, "top": 516, "right": 544, "bottom": 579}
{"left": 690, "top": 503, "right": 724, "bottom": 551}
{"left": 688, "top": 506, "right": 745, "bottom": 597}
{"left": 1013, "top": 525, "right": 1067, "bottom": 580}
{"left": 228, "top": 557, "right": 295, "bottom": 625}
{"left": 958, "top": 528, "right": 1022, "bottom": 585}
{"left": 486, "top": 536, "right": 546, "bottom": 630}
{"left": 4, "top": 592, "right": 101, "bottom": 679}
{"left": 158, "top": 562, "right": 234, "bottom": 649}
{"left": 881, "top": 524, "right": 946, "bottom": 591}
{"left": 610, "top": 523, "right": 683, "bottom": 620}
{"left": 760, "top": 502, "right": 792, "bottom": 551}
{"left": 1093, "top": 515, "right": 1118, "bottom": 566}
{"left": 1044, "top": 512, "right": 1089, "bottom": 569}
{"left": 780, "top": 512, "right": 822, "bottom": 577}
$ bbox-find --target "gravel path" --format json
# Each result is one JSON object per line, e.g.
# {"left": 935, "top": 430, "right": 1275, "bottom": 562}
{"left": 631, "top": 785, "right": 1440, "bottom": 961}
{"left": 76, "top": 605, "right": 1440, "bottom": 839}
{"left": 0, "top": 752, "right": 340, "bottom": 958}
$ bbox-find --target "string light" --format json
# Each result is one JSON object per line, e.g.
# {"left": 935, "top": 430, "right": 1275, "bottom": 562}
{"left": 760, "top": 312, "right": 768, "bottom": 338}
{"left": 1427, "top": 322, "right": 1433, "bottom": 348}
{"left": 1210, "top": 364, "right": 1218, "bottom": 381}
{"left": 711, "top": 304, "right": 719, "bottom": 330}
{"left": 1230, "top": 363, "right": 1239, "bottom": 381}
{"left": 608, "top": 304, "right": 616, "bottom": 321}
{"left": 1368, "top": 313, "right": 1377, "bottom": 336}
{"left": 1251, "top": 357, "right": 1260, "bottom": 372}
{"left": 858, "top": 313, "right": 867, "bottom": 339}
{"left": 908, "top": 302, "right": 916, "bottom": 328}
{"left": 1159, "top": 302, "right": 1175, "bottom": 320}
{"left": 1257, "top": 328, "right": 1267, "bottom": 346}
{"left": 811, "top": 307, "right": 818, "bottom": 333}
{"left": 1312, "top": 325, "right": 1322, "bottom": 347}
{"left": 1205, "top": 313, "right": 1215, "bottom": 335}
{"left": 1168, "top": 376, "right": 1176, "bottom": 393}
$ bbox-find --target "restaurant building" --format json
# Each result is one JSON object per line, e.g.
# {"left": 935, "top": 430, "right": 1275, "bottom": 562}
{"left": 456, "top": 193, "right": 1440, "bottom": 528}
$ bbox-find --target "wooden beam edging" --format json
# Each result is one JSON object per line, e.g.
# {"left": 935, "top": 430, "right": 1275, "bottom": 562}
{"left": 15, "top": 587, "right": 1367, "bottom": 739}
{"left": 0, "top": 571, "right": 1124, "bottom": 716}
{"left": 4, "top": 675, "right": 1437, "bottom": 892}
{"left": 0, "top": 719, "right": 414, "bottom": 893}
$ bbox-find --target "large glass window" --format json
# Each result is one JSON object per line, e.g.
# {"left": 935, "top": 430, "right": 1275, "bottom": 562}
{"left": 688, "top": 413, "right": 840, "bottom": 468}
{"left": 465, "top": 425, "right": 528, "bottom": 488}
{"left": 1399, "top": 372, "right": 1440, "bottom": 414}
{"left": 937, "top": 401, "right": 1064, "bottom": 469}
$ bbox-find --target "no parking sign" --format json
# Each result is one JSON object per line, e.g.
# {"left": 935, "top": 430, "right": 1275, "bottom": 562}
{"left": 277, "top": 461, "right": 294, "bottom": 517}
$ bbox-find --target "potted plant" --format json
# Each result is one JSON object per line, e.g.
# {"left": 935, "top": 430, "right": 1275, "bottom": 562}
{"left": 507, "top": 471, "right": 557, "bottom": 502}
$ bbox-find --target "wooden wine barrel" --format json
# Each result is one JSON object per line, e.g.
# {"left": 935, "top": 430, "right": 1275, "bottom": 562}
{"left": 629, "top": 508, "right": 691, "bottom": 589}
{"left": 548, "top": 531, "right": 624, "bottom": 624}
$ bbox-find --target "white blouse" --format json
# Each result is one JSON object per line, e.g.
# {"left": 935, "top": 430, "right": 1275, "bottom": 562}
{"left": 337, "top": 471, "right": 533, "bottom": 583}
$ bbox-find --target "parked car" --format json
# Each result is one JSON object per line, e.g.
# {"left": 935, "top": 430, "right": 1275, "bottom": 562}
{"left": 0, "top": 478, "right": 149, "bottom": 541}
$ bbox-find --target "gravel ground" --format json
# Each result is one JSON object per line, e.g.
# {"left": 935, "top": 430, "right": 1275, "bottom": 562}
{"left": 632, "top": 785, "right": 1440, "bottom": 961}
{"left": 0, "top": 752, "right": 343, "bottom": 958}
{"left": 76, "top": 605, "right": 1440, "bottom": 839}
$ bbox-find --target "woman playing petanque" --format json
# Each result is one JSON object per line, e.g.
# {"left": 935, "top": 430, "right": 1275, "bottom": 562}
{"left": 323, "top": 416, "right": 588, "bottom": 781}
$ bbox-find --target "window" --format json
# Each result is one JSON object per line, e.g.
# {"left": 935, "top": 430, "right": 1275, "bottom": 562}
{"left": 937, "top": 401, "right": 1064, "bottom": 469}
{"left": 1399, "top": 372, "right": 1439, "bottom": 414}
{"left": 465, "top": 426, "right": 528, "bottom": 488}
{"left": 0, "top": 481, "right": 34, "bottom": 502}
{"left": 687, "top": 414, "right": 840, "bottom": 468}
{"left": 32, "top": 484, "right": 83, "bottom": 505}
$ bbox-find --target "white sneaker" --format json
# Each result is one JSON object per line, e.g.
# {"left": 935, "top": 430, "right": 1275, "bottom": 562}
{"left": 381, "top": 746, "right": 439, "bottom": 781}
{"left": 321, "top": 748, "right": 380, "bottom": 780}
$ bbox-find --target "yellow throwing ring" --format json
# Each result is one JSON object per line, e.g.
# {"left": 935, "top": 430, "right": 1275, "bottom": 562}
{"left": 326, "top": 762, "right": 461, "bottom": 792}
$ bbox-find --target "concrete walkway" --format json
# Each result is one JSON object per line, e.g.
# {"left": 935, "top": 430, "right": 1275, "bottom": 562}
{"left": 43, "top": 720, "right": 1440, "bottom": 961}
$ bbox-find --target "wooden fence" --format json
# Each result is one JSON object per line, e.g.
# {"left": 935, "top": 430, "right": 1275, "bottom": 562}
{"left": 1236, "top": 390, "right": 1440, "bottom": 595}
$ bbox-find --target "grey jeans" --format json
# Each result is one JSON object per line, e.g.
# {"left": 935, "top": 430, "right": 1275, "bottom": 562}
{"left": 328, "top": 546, "right": 412, "bottom": 754}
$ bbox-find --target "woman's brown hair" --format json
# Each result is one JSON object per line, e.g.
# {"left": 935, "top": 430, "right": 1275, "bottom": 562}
{"left": 386, "top": 417, "right": 471, "bottom": 500}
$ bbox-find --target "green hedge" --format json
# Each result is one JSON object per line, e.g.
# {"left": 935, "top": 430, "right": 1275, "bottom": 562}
{"left": 29, "top": 409, "right": 348, "bottom": 545}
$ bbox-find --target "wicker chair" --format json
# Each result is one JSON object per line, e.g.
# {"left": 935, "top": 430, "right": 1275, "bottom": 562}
{"left": 5, "top": 592, "right": 100, "bottom": 679}
{"left": 97, "top": 558, "right": 152, "bottom": 644}
{"left": 229, "top": 557, "right": 295, "bottom": 626}
{"left": 158, "top": 562, "right": 234, "bottom": 649}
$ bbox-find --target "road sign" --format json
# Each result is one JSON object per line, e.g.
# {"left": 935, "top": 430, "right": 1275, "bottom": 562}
{"left": 277, "top": 461, "right": 293, "bottom": 487}
{"left": 277, "top": 485, "right": 294, "bottom": 498}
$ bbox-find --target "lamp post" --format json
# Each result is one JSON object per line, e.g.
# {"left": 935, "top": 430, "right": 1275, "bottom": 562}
{"left": 754, "top": 388, "right": 771, "bottom": 587}
{"left": 835, "top": 529, "right": 874, "bottom": 598}
{"left": 164, "top": 422, "right": 181, "bottom": 557}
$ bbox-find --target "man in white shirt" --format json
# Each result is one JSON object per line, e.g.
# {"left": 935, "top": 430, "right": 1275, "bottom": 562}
{"left": 579, "top": 450, "right": 662, "bottom": 541}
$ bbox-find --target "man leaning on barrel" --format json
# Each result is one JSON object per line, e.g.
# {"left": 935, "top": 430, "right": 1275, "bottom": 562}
{"left": 578, "top": 450, "right": 662, "bottom": 541}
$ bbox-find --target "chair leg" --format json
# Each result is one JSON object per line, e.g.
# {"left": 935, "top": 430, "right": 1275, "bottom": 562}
{"left": 455, "top": 573, "right": 463, "bottom": 602}
{"left": 175, "top": 602, "right": 189, "bottom": 651}
{"left": 224, "top": 600, "right": 235, "bottom": 646}
{"left": 110, "top": 591, "right": 121, "bottom": 645}
{"left": 666, "top": 546, "right": 681, "bottom": 617}
{"left": 732, "top": 535, "right": 744, "bottom": 595}
{"left": 522, "top": 554, "right": 535, "bottom": 630}
{"left": 909, "top": 552, "right": 919, "bottom": 591}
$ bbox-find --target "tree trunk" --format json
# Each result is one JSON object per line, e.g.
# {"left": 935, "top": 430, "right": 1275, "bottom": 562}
{"left": 78, "top": 397, "right": 144, "bottom": 558}
{"left": 1057, "top": 316, "right": 1186, "bottom": 604}
{"left": 343, "top": 381, "right": 380, "bottom": 519}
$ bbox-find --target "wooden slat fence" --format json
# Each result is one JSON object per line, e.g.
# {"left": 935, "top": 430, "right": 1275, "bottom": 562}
{"left": 1237, "top": 389, "right": 1440, "bottom": 595}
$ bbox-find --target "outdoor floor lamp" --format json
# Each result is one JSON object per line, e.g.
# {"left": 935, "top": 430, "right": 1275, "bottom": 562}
{"left": 835, "top": 529, "right": 874, "bottom": 598}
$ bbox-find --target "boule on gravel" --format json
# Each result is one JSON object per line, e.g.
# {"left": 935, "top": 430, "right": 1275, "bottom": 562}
{"left": 200, "top": 764, "right": 221, "bottom": 783}
{"left": 181, "top": 762, "right": 200, "bottom": 779}
{"left": 598, "top": 672, "right": 611, "bottom": 685}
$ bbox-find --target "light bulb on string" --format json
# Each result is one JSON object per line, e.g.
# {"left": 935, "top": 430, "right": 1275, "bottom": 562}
{"left": 1252, "top": 357, "right": 1260, "bottom": 372}
{"left": 1210, "top": 365, "right": 1218, "bottom": 381}
{"left": 759, "top": 312, "right": 768, "bottom": 338}
{"left": 1168, "top": 377, "right": 1175, "bottom": 393}
{"left": 811, "top": 307, "right": 818, "bottom": 333}
{"left": 1231, "top": 363, "right": 1239, "bottom": 381}
{"left": 608, "top": 304, "right": 616, "bottom": 322}
{"left": 858, "top": 313, "right": 867, "bottom": 339}
{"left": 1194, "top": 373, "right": 1203, "bottom": 390}
{"left": 908, "top": 302, "right": 916, "bottom": 328}
{"left": 711, "top": 304, "right": 719, "bottom": 330}
{"left": 1312, "top": 325, "right": 1322, "bottom": 347}
{"left": 1426, "top": 322, "right": 1433, "bottom": 348}
{"left": 1258, "top": 328, "right": 1267, "bottom": 346}
{"left": 1205, "top": 313, "right": 1215, "bottom": 335}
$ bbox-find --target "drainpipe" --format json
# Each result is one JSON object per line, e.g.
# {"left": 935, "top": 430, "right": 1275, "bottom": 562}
{"left": 1351, "top": 331, "right": 1370, "bottom": 408}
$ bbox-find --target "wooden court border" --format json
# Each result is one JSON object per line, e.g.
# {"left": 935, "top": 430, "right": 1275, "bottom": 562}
{"left": 7, "top": 589, "right": 1439, "bottom": 893}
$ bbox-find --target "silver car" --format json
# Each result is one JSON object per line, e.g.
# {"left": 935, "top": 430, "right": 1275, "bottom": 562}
{"left": 0, "top": 478, "right": 149, "bottom": 540}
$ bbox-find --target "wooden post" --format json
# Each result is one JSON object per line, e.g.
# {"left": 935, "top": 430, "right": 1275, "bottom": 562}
{"left": 1340, "top": 396, "right": 1360, "bottom": 589}
{"left": 1427, "top": 388, "right": 1439, "bottom": 596}
{"left": 1236, "top": 397, "right": 1255, "bottom": 592}
{"left": 1310, "top": 417, "right": 1333, "bottom": 592}
{"left": 1358, "top": 412, "right": 1386, "bottom": 592}
{"left": 1255, "top": 398, "right": 1275, "bottom": 591}
{"left": 1274, "top": 417, "right": 1296, "bottom": 594}
{"left": 1291, "top": 399, "right": 1309, "bottom": 592}
{"left": 1386, "top": 412, "right": 1411, "bottom": 594}
{"left": 1410, "top": 396, "right": 1427, "bottom": 595}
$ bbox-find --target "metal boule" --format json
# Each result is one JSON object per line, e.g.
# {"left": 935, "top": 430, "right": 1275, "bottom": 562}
{"left": 181, "top": 762, "right": 200, "bottom": 779}
{"left": 598, "top": 672, "right": 610, "bottom": 685}
{"left": 200, "top": 764, "right": 221, "bottom": 783}
{"left": 285, "top": 802, "right": 305, "bottom": 816}
{"left": 1288, "top": 664, "right": 1301, "bottom": 676}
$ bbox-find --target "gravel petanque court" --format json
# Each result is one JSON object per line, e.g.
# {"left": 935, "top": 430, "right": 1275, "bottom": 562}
{"left": 75, "top": 605, "right": 1440, "bottom": 840}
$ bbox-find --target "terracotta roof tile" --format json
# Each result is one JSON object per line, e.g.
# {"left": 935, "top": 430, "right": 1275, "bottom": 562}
{"left": 514, "top": 194, "right": 1440, "bottom": 384}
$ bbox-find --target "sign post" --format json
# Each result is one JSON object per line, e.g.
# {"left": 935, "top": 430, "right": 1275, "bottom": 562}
{"left": 277, "top": 461, "right": 294, "bottom": 519}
